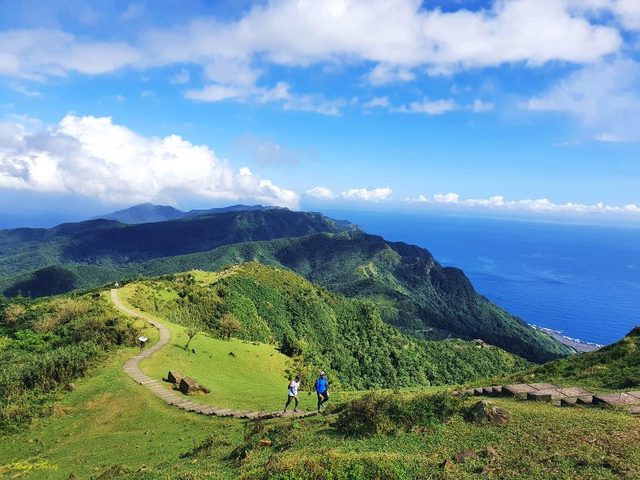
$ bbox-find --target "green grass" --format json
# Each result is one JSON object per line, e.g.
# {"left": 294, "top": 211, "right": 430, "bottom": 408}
{"left": 117, "top": 284, "right": 339, "bottom": 413}
{"left": 1, "top": 288, "right": 639, "bottom": 479}
{"left": 0, "top": 346, "right": 244, "bottom": 480}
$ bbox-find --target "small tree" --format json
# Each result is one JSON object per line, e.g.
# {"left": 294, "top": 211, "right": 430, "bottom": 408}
{"left": 217, "top": 313, "right": 241, "bottom": 340}
{"left": 184, "top": 316, "right": 204, "bottom": 350}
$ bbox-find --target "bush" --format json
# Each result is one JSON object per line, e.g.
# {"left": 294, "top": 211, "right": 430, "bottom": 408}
{"left": 334, "top": 391, "right": 463, "bottom": 437}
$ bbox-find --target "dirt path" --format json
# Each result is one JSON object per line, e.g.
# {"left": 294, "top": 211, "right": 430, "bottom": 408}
{"left": 110, "top": 288, "right": 315, "bottom": 420}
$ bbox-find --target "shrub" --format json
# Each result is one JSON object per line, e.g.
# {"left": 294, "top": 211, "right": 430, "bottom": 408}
{"left": 334, "top": 391, "right": 463, "bottom": 437}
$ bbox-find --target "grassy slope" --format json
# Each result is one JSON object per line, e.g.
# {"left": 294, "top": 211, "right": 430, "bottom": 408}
{"left": 1, "top": 351, "right": 638, "bottom": 479}
{"left": 118, "top": 284, "right": 323, "bottom": 412}
{"left": 1, "top": 287, "right": 638, "bottom": 479}
{"left": 507, "top": 327, "right": 640, "bottom": 391}
{"left": 124, "top": 265, "right": 531, "bottom": 389}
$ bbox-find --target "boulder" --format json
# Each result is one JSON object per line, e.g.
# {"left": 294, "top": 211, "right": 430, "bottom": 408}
{"left": 468, "top": 401, "right": 512, "bottom": 426}
{"left": 66, "top": 383, "right": 77, "bottom": 391}
{"left": 167, "top": 371, "right": 184, "bottom": 384}
{"left": 179, "top": 377, "right": 201, "bottom": 395}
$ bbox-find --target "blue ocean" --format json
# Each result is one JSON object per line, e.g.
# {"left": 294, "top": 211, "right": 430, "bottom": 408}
{"left": 326, "top": 210, "right": 640, "bottom": 346}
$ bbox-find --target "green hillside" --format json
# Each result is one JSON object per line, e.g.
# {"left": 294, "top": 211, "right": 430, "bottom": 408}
{"left": 1, "top": 269, "right": 638, "bottom": 478}
{"left": 0, "top": 209, "right": 355, "bottom": 280}
{"left": 1, "top": 340, "right": 638, "bottom": 479}
{"left": 0, "top": 209, "right": 570, "bottom": 363}
{"left": 124, "top": 264, "right": 530, "bottom": 389}
{"left": 121, "top": 231, "right": 571, "bottom": 363}
{"left": 510, "top": 326, "right": 640, "bottom": 391}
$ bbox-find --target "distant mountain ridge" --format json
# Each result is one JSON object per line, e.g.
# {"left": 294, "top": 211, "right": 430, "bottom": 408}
{"left": 94, "top": 203, "right": 287, "bottom": 224}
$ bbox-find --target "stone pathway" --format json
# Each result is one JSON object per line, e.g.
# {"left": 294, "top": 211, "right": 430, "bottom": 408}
{"left": 110, "top": 288, "right": 316, "bottom": 421}
{"left": 458, "top": 383, "right": 640, "bottom": 415}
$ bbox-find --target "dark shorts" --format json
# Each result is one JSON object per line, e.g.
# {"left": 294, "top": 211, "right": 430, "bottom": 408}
{"left": 317, "top": 390, "right": 329, "bottom": 400}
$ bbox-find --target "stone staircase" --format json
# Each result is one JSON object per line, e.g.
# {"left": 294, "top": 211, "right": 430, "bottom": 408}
{"left": 457, "top": 383, "right": 640, "bottom": 414}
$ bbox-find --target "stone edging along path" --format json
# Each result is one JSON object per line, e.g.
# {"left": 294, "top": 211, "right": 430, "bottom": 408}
{"left": 110, "top": 289, "right": 316, "bottom": 421}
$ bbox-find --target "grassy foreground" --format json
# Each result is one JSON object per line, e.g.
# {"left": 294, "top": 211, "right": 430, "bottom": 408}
{"left": 1, "top": 290, "right": 639, "bottom": 479}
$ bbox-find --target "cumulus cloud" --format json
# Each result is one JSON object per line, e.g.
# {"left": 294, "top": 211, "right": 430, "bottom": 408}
{"left": 306, "top": 186, "right": 336, "bottom": 200}
{"left": 406, "top": 192, "right": 640, "bottom": 215}
{"left": 523, "top": 58, "right": 640, "bottom": 141}
{"left": 0, "top": 115, "right": 299, "bottom": 208}
{"left": 307, "top": 186, "right": 392, "bottom": 202}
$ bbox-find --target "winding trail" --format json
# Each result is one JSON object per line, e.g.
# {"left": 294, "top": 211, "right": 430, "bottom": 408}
{"left": 110, "top": 288, "right": 316, "bottom": 420}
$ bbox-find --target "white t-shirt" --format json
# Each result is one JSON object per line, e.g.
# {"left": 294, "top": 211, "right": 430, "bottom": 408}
{"left": 288, "top": 380, "right": 300, "bottom": 396}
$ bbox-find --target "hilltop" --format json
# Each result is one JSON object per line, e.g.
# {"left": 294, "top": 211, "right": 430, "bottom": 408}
{"left": 93, "top": 203, "right": 288, "bottom": 224}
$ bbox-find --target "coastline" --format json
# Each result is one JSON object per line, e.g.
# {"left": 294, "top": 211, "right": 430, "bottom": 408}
{"left": 532, "top": 325, "right": 603, "bottom": 353}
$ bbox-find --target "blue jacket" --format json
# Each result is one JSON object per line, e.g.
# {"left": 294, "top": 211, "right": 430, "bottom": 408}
{"left": 315, "top": 377, "right": 328, "bottom": 394}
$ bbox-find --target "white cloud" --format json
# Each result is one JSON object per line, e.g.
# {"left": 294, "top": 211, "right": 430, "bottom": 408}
{"left": 366, "top": 63, "right": 416, "bottom": 85}
{"left": 433, "top": 193, "right": 460, "bottom": 204}
{"left": 340, "top": 187, "right": 393, "bottom": 202}
{"left": 307, "top": 186, "right": 393, "bottom": 202}
{"left": 0, "top": 115, "right": 299, "bottom": 208}
{"left": 393, "top": 97, "right": 457, "bottom": 115}
{"left": 406, "top": 193, "right": 640, "bottom": 215}
{"left": 306, "top": 186, "right": 336, "bottom": 200}
{"left": 362, "top": 97, "right": 390, "bottom": 109}
{"left": 0, "top": 1, "right": 625, "bottom": 102}
{"left": 141, "top": 90, "right": 154, "bottom": 98}
{"left": 523, "top": 58, "right": 640, "bottom": 141}
{"left": 186, "top": 80, "right": 345, "bottom": 116}
{"left": 185, "top": 84, "right": 245, "bottom": 102}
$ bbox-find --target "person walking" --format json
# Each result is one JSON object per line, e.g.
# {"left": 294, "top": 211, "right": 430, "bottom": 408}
{"left": 284, "top": 374, "right": 301, "bottom": 413}
{"left": 315, "top": 371, "right": 329, "bottom": 412}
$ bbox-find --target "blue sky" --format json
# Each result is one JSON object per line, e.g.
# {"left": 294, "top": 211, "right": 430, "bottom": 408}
{"left": 1, "top": 0, "right": 640, "bottom": 226}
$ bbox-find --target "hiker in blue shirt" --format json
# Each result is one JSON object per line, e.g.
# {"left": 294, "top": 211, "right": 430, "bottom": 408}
{"left": 315, "top": 371, "right": 329, "bottom": 412}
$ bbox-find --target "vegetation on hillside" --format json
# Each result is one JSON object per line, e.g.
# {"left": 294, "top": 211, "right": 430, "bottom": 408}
{"left": 0, "top": 293, "right": 141, "bottom": 431}
{"left": 126, "top": 231, "right": 570, "bottom": 363}
{"left": 125, "top": 264, "right": 530, "bottom": 390}
{"left": 510, "top": 326, "right": 640, "bottom": 390}
{"left": 0, "top": 209, "right": 569, "bottom": 363}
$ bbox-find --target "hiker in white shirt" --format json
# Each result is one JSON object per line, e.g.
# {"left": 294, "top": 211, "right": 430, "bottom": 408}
{"left": 283, "top": 374, "right": 301, "bottom": 413}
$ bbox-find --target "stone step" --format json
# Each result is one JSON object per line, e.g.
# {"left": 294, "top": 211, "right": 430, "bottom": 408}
{"left": 576, "top": 395, "right": 594, "bottom": 405}
{"left": 528, "top": 390, "right": 567, "bottom": 402}
{"left": 628, "top": 406, "right": 640, "bottom": 415}
{"left": 528, "top": 383, "right": 560, "bottom": 391}
{"left": 503, "top": 384, "right": 538, "bottom": 396}
{"left": 555, "top": 387, "right": 593, "bottom": 397}
{"left": 593, "top": 393, "right": 640, "bottom": 407}
{"left": 212, "top": 409, "right": 236, "bottom": 417}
